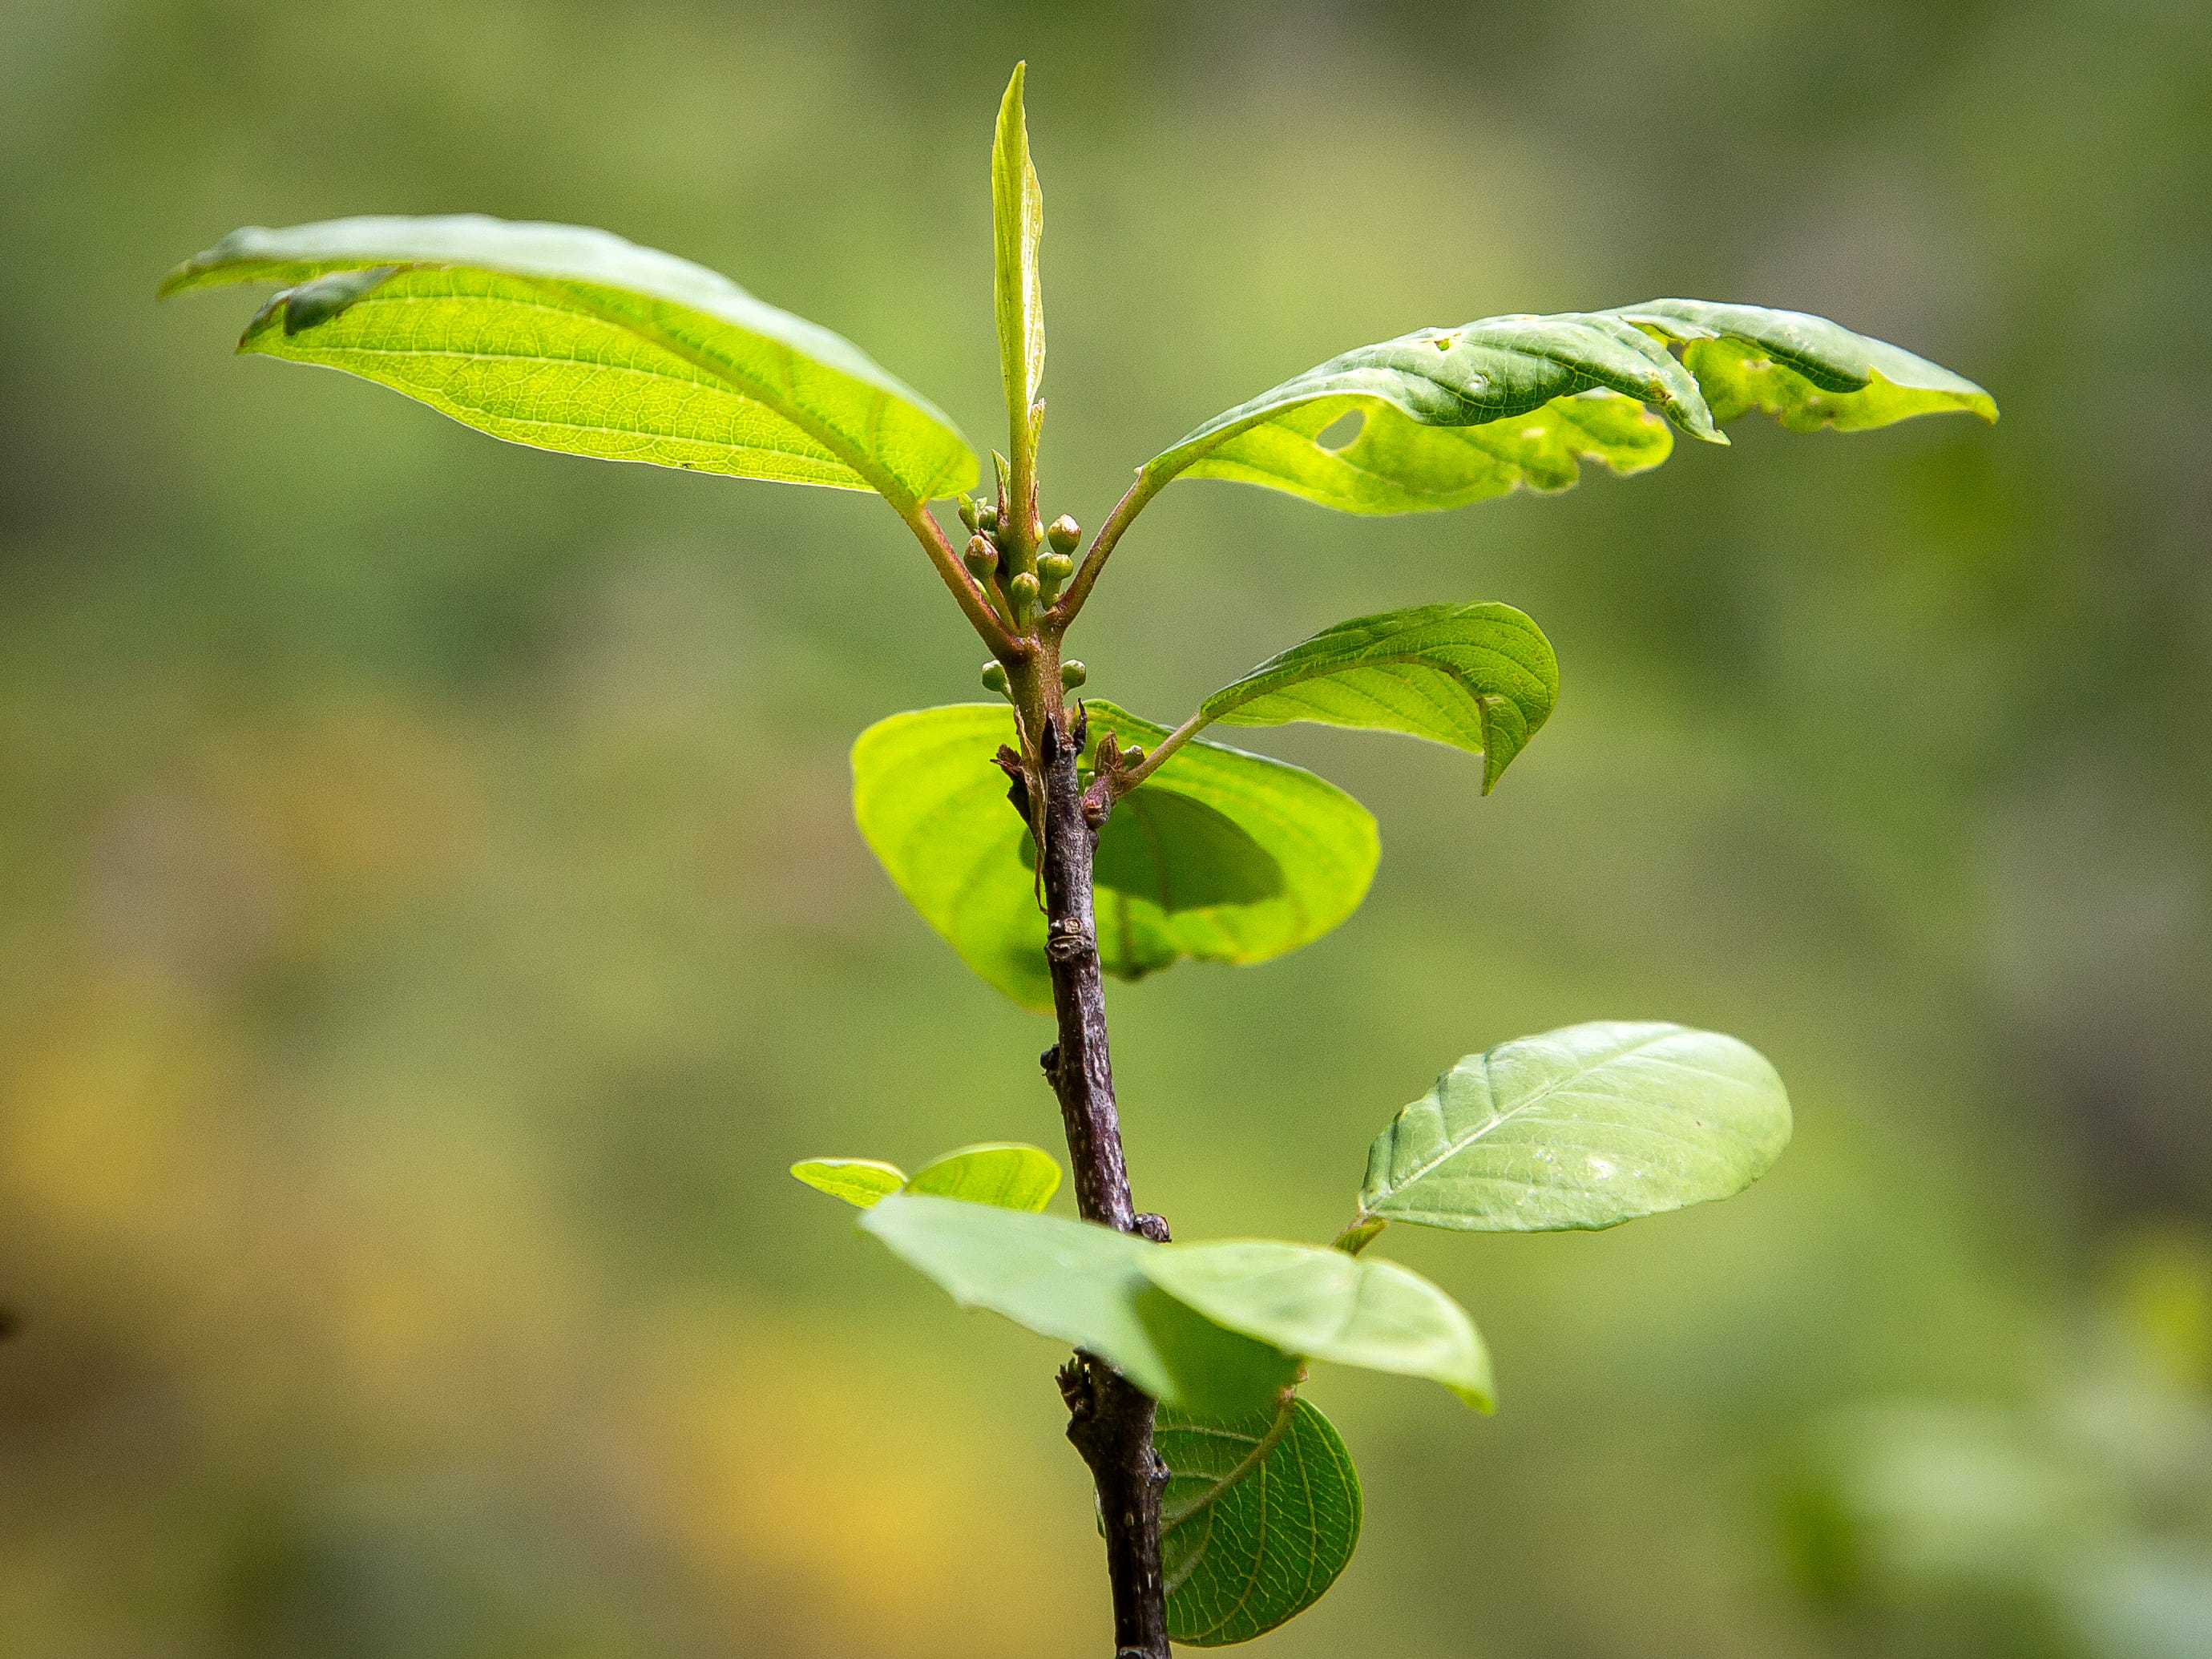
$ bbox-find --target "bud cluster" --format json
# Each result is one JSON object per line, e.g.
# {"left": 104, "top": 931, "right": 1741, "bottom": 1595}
{"left": 955, "top": 493, "right": 1083, "bottom": 636}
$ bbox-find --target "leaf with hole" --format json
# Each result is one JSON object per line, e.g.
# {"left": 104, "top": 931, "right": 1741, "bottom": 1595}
{"left": 1198, "top": 602, "right": 1557, "bottom": 793}
{"left": 1141, "top": 1240, "right": 1494, "bottom": 1411}
{"left": 1141, "top": 301, "right": 1992, "bottom": 514}
{"left": 860, "top": 1194, "right": 1300, "bottom": 1417}
{"left": 161, "top": 215, "right": 977, "bottom": 505}
{"left": 1359, "top": 1020, "right": 1791, "bottom": 1233}
{"left": 1156, "top": 1395, "right": 1362, "bottom": 1646}
{"left": 850, "top": 703, "right": 1377, "bottom": 1009}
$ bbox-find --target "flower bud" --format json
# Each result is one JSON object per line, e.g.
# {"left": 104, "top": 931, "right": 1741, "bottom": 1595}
{"left": 956, "top": 494, "right": 979, "bottom": 532}
{"left": 974, "top": 498, "right": 999, "bottom": 532}
{"left": 964, "top": 534, "right": 999, "bottom": 578}
{"left": 1039, "top": 551, "right": 1074, "bottom": 586}
{"left": 1120, "top": 745, "right": 1145, "bottom": 770}
{"left": 1060, "top": 660, "right": 1087, "bottom": 688}
{"left": 1008, "top": 571, "right": 1039, "bottom": 627}
{"left": 979, "top": 661, "right": 1010, "bottom": 696}
{"left": 1046, "top": 515, "right": 1080, "bottom": 554}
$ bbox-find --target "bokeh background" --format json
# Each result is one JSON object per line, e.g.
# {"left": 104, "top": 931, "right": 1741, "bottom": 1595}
{"left": 2, "top": 1, "right": 2208, "bottom": 1654}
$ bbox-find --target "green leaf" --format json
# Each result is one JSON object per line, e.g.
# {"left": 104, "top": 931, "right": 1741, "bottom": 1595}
{"left": 991, "top": 63, "right": 1045, "bottom": 430}
{"left": 790, "top": 1157, "right": 906, "bottom": 1208}
{"left": 1157, "top": 1396, "right": 1363, "bottom": 1646}
{"left": 161, "top": 215, "right": 977, "bottom": 505}
{"left": 1358, "top": 1020, "right": 1792, "bottom": 1233}
{"left": 1197, "top": 602, "right": 1557, "bottom": 793}
{"left": 859, "top": 1194, "right": 1301, "bottom": 1417}
{"left": 1141, "top": 1241, "right": 1494, "bottom": 1411}
{"left": 1141, "top": 300, "right": 1992, "bottom": 514}
{"left": 903, "top": 1141, "right": 1060, "bottom": 1210}
{"left": 1612, "top": 298, "right": 1999, "bottom": 432}
{"left": 850, "top": 703, "right": 1377, "bottom": 1010}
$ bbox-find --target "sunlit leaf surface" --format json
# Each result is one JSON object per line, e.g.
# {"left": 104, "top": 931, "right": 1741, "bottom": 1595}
{"left": 1144, "top": 300, "right": 1992, "bottom": 513}
{"left": 1200, "top": 602, "right": 1557, "bottom": 793}
{"left": 1142, "top": 1240, "right": 1493, "bottom": 1410}
{"left": 850, "top": 703, "right": 1375, "bottom": 1009}
{"left": 1359, "top": 1020, "right": 1791, "bottom": 1233}
{"left": 859, "top": 1195, "right": 1299, "bottom": 1417}
{"left": 163, "top": 216, "right": 977, "bottom": 503}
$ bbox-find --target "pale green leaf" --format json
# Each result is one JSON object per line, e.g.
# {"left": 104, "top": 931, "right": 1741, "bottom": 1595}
{"left": 1158, "top": 1395, "right": 1362, "bottom": 1646}
{"left": 1359, "top": 1020, "right": 1792, "bottom": 1233}
{"left": 903, "top": 1141, "right": 1060, "bottom": 1211}
{"left": 1141, "top": 1241, "right": 1494, "bottom": 1411}
{"left": 859, "top": 1194, "right": 1300, "bottom": 1416}
{"left": 991, "top": 63, "right": 1045, "bottom": 426}
{"left": 1611, "top": 298, "right": 1999, "bottom": 432}
{"left": 790, "top": 1157, "right": 906, "bottom": 1208}
{"left": 162, "top": 216, "right": 977, "bottom": 505}
{"left": 1142, "top": 300, "right": 1992, "bottom": 514}
{"left": 1198, "top": 602, "right": 1557, "bottom": 793}
{"left": 850, "top": 703, "right": 1377, "bottom": 1010}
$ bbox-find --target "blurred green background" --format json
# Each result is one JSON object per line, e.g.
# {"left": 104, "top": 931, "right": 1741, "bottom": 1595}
{"left": 2, "top": 1, "right": 2208, "bottom": 1654}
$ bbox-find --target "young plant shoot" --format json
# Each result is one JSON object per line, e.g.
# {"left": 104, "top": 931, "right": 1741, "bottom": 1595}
{"left": 163, "top": 64, "right": 1995, "bottom": 1657}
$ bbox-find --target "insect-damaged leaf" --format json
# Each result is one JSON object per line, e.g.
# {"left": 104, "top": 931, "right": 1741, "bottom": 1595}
{"left": 850, "top": 703, "right": 1375, "bottom": 1010}
{"left": 163, "top": 215, "right": 977, "bottom": 505}
{"left": 1140, "top": 299, "right": 1992, "bottom": 514}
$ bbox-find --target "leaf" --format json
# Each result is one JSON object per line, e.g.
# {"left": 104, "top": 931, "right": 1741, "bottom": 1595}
{"left": 1612, "top": 298, "right": 1999, "bottom": 432}
{"left": 790, "top": 1157, "right": 906, "bottom": 1208}
{"left": 991, "top": 63, "right": 1045, "bottom": 427}
{"left": 1141, "top": 1241, "right": 1494, "bottom": 1411}
{"left": 1141, "top": 300, "right": 1992, "bottom": 514}
{"left": 1140, "top": 313, "right": 1708, "bottom": 514}
{"left": 1157, "top": 1395, "right": 1362, "bottom": 1646}
{"left": 850, "top": 703, "right": 1377, "bottom": 1010}
{"left": 903, "top": 1141, "right": 1061, "bottom": 1211}
{"left": 1197, "top": 602, "right": 1558, "bottom": 793}
{"left": 1358, "top": 1020, "right": 1792, "bottom": 1233}
{"left": 860, "top": 1194, "right": 1301, "bottom": 1417}
{"left": 162, "top": 215, "right": 977, "bottom": 505}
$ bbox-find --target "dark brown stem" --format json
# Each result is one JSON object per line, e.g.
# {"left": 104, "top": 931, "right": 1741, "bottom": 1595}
{"left": 1031, "top": 697, "right": 1172, "bottom": 1659}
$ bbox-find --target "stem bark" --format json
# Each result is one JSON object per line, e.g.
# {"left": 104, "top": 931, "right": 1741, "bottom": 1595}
{"left": 1032, "top": 698, "right": 1172, "bottom": 1659}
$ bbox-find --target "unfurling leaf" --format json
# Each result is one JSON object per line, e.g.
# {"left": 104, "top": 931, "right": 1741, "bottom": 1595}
{"left": 1198, "top": 602, "right": 1557, "bottom": 793}
{"left": 859, "top": 1195, "right": 1299, "bottom": 1417}
{"left": 1158, "top": 1395, "right": 1362, "bottom": 1645}
{"left": 1358, "top": 1020, "right": 1791, "bottom": 1233}
{"left": 1141, "top": 301, "right": 1992, "bottom": 514}
{"left": 162, "top": 216, "right": 977, "bottom": 504}
{"left": 790, "top": 1143, "right": 1061, "bottom": 1211}
{"left": 850, "top": 703, "right": 1376, "bottom": 1010}
{"left": 991, "top": 63, "right": 1045, "bottom": 426}
{"left": 1141, "top": 1240, "right": 1494, "bottom": 1411}
{"left": 790, "top": 1157, "right": 907, "bottom": 1208}
{"left": 904, "top": 1142, "right": 1060, "bottom": 1210}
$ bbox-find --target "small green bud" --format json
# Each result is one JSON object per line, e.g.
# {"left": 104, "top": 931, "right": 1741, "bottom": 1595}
{"left": 1060, "top": 660, "right": 1087, "bottom": 688}
{"left": 980, "top": 661, "right": 1010, "bottom": 696}
{"left": 1039, "top": 551, "right": 1074, "bottom": 585}
{"left": 956, "top": 494, "right": 979, "bottom": 531}
{"left": 964, "top": 534, "right": 999, "bottom": 578}
{"left": 1046, "top": 514, "right": 1080, "bottom": 555}
{"left": 974, "top": 498, "right": 999, "bottom": 532}
{"left": 1008, "top": 571, "right": 1039, "bottom": 626}
{"left": 1120, "top": 745, "right": 1145, "bottom": 769}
